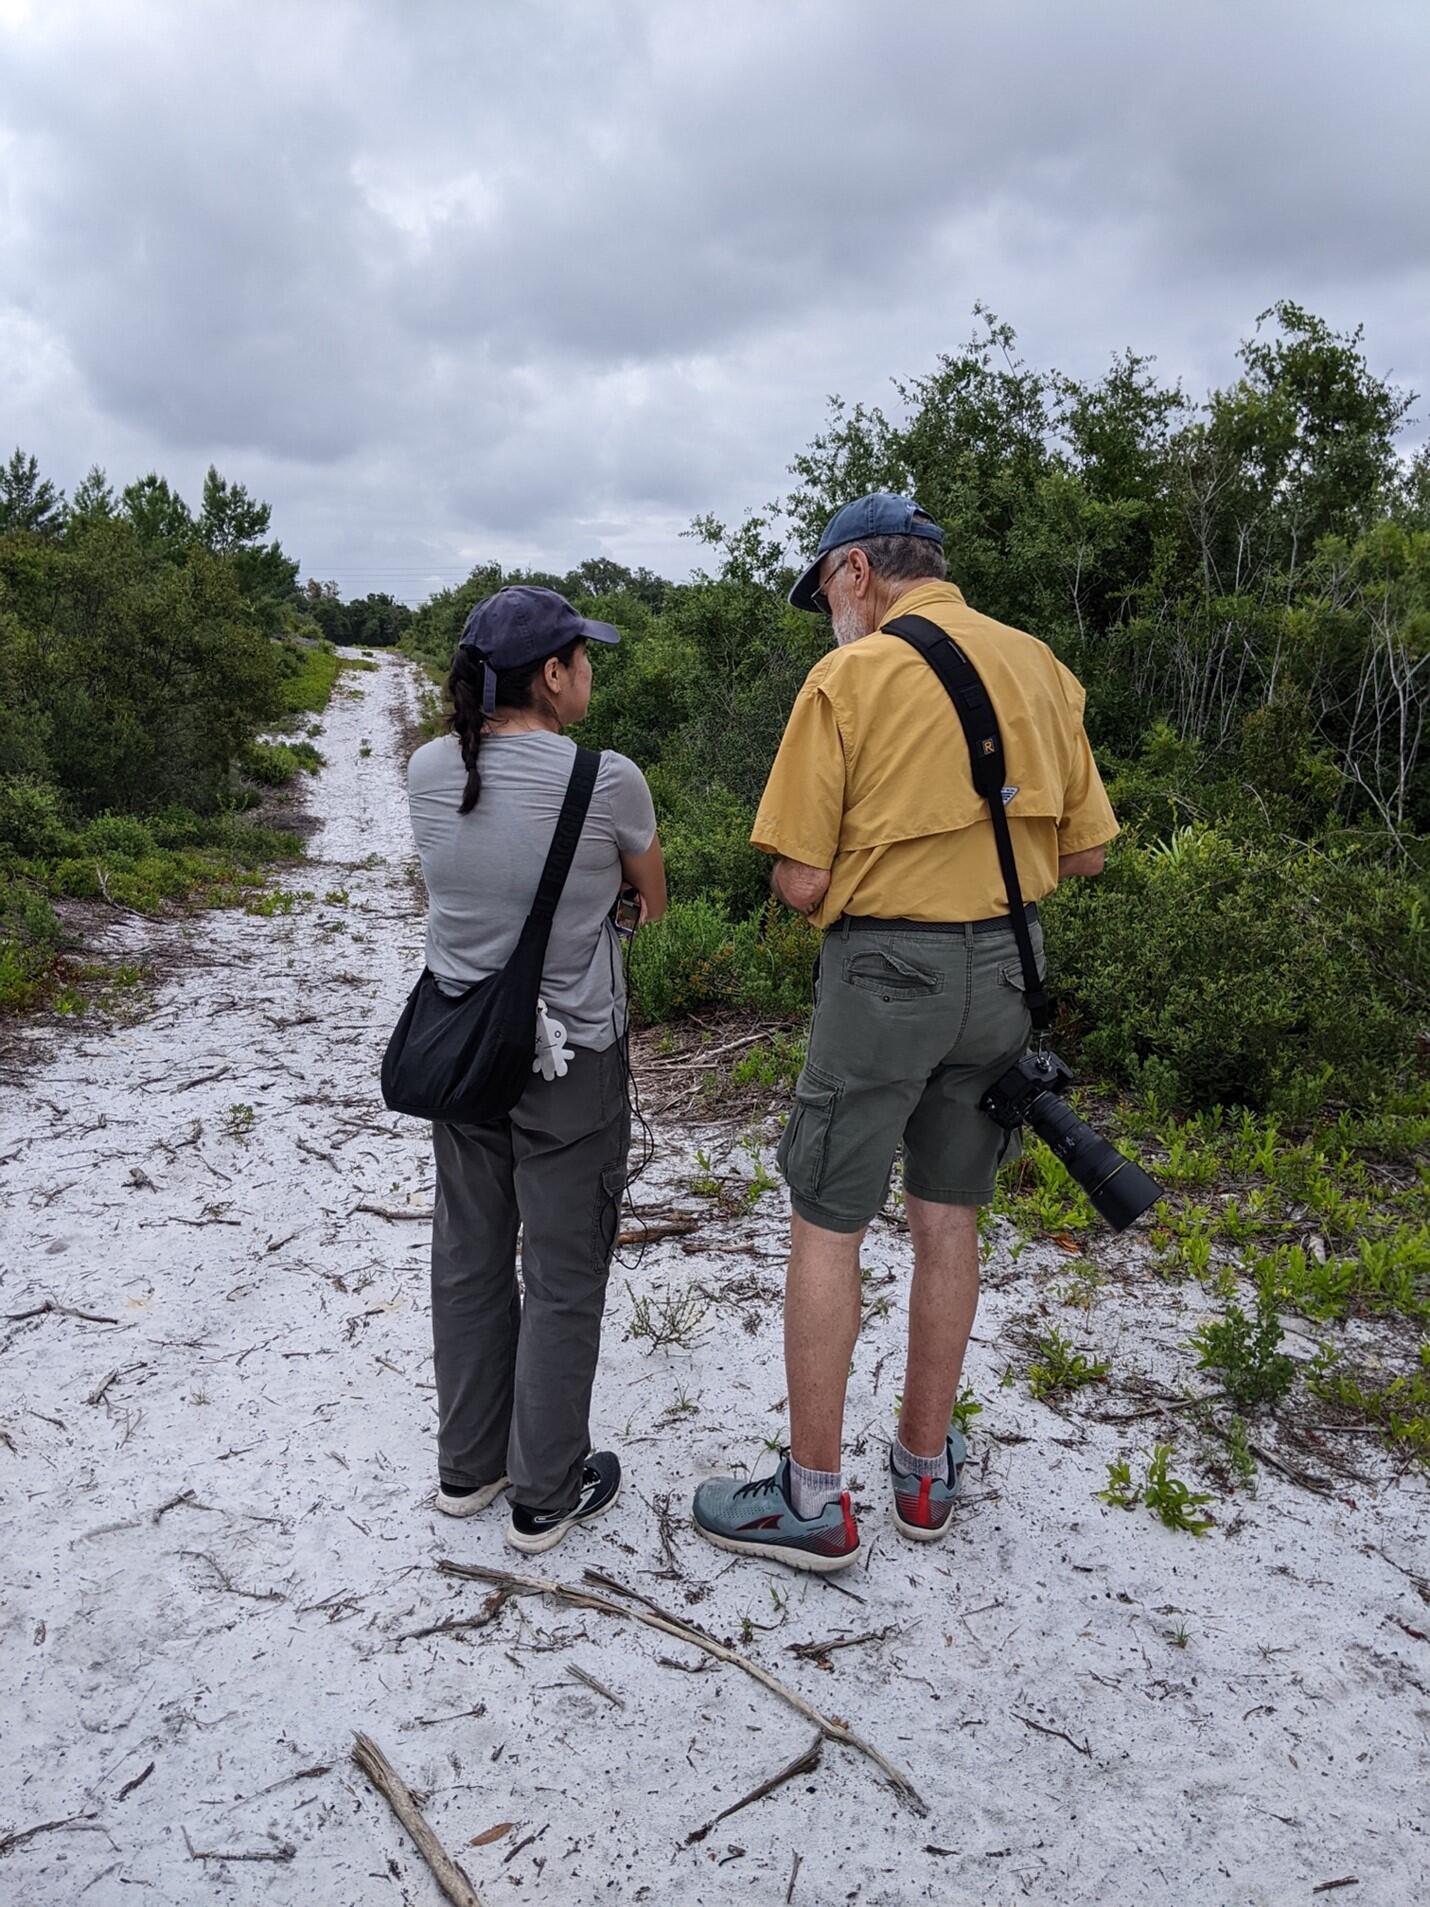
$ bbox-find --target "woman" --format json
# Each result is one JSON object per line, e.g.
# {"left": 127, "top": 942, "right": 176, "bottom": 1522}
{"left": 406, "top": 584, "right": 666, "bottom": 1552}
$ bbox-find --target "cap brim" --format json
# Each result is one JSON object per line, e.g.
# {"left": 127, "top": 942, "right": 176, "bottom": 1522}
{"left": 578, "top": 616, "right": 621, "bottom": 646}
{"left": 787, "top": 556, "right": 824, "bottom": 614}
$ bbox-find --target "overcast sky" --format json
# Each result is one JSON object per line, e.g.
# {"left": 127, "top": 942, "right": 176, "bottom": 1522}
{"left": 2, "top": 0, "right": 1426, "bottom": 601}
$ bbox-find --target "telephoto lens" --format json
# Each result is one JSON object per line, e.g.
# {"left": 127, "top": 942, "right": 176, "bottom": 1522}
{"left": 981, "top": 1050, "right": 1163, "bottom": 1232}
{"left": 1023, "top": 1092, "right": 1163, "bottom": 1230}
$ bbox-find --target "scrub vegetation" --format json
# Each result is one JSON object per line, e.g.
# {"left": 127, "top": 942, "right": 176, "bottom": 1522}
{"left": 0, "top": 459, "right": 361, "bottom": 1011}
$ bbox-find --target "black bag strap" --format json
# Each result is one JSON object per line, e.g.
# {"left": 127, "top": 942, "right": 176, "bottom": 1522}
{"left": 882, "top": 614, "right": 1053, "bottom": 1031}
{"left": 515, "top": 744, "right": 601, "bottom": 959}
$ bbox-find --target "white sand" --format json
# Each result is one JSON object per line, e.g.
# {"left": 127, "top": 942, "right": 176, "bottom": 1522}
{"left": 1, "top": 653, "right": 1425, "bottom": 1906}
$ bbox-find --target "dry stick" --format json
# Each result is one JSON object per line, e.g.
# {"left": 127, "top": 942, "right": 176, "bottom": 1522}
{"left": 181, "top": 1827, "right": 294, "bottom": 1864}
{"left": 786, "top": 1848, "right": 803, "bottom": 1903}
{"left": 1013, "top": 1713, "right": 1092, "bottom": 1758}
{"left": 436, "top": 1560, "right": 928, "bottom": 1816}
{"left": 116, "top": 1762, "right": 155, "bottom": 1801}
{"left": 567, "top": 1663, "right": 625, "bottom": 1708}
{"left": 787, "top": 1624, "right": 898, "bottom": 1662}
{"left": 617, "top": 1219, "right": 700, "bottom": 1246}
{"left": 0, "top": 1812, "right": 99, "bottom": 1857}
{"left": 686, "top": 1733, "right": 823, "bottom": 1844}
{"left": 4, "top": 1299, "right": 120, "bottom": 1326}
{"left": 353, "top": 1203, "right": 433, "bottom": 1222}
{"left": 351, "top": 1732, "right": 483, "bottom": 1907}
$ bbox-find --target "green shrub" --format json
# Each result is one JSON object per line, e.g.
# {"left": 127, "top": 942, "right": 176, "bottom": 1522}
{"left": 275, "top": 640, "right": 341, "bottom": 715}
{"left": 78, "top": 814, "right": 156, "bottom": 859}
{"left": 0, "top": 776, "right": 74, "bottom": 860}
{"left": 1190, "top": 1282, "right": 1298, "bottom": 1408}
{"left": 238, "top": 740, "right": 322, "bottom": 785}
{"left": 0, "top": 871, "right": 62, "bottom": 1008}
{"left": 1044, "top": 830, "right": 1427, "bottom": 1112}
{"left": 628, "top": 898, "right": 819, "bottom": 1023}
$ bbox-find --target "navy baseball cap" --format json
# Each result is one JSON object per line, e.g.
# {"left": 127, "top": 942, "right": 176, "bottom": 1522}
{"left": 459, "top": 585, "right": 620, "bottom": 714}
{"left": 788, "top": 493, "right": 945, "bottom": 613}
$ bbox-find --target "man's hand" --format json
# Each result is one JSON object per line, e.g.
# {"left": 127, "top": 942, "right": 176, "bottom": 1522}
{"left": 772, "top": 857, "right": 832, "bottom": 915}
{"left": 1057, "top": 844, "right": 1106, "bottom": 879}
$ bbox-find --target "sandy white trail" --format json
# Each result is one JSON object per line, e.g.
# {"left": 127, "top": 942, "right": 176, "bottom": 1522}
{"left": 0, "top": 652, "right": 1426, "bottom": 1907}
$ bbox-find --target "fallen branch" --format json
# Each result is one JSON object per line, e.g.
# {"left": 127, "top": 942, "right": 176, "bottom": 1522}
{"left": 351, "top": 1732, "right": 483, "bottom": 1907}
{"left": 686, "top": 1733, "right": 822, "bottom": 1843}
{"left": 617, "top": 1219, "right": 701, "bottom": 1245}
{"left": 178, "top": 1550, "right": 285, "bottom": 1604}
{"left": 353, "top": 1203, "right": 432, "bottom": 1222}
{"left": 116, "top": 1762, "right": 155, "bottom": 1801}
{"left": 435, "top": 1559, "right": 927, "bottom": 1815}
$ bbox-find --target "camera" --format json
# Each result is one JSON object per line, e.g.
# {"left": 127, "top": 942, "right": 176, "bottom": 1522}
{"left": 981, "top": 1049, "right": 1162, "bottom": 1232}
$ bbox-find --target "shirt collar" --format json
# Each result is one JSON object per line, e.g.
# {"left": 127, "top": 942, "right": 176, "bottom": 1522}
{"left": 882, "top": 580, "right": 967, "bottom": 624}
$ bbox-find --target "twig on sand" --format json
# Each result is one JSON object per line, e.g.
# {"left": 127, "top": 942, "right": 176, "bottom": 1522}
{"left": 567, "top": 1663, "right": 625, "bottom": 1708}
{"left": 351, "top": 1732, "right": 483, "bottom": 1907}
{"left": 181, "top": 1827, "right": 293, "bottom": 1864}
{"left": 1013, "top": 1712, "right": 1092, "bottom": 1758}
{"left": 178, "top": 1550, "right": 285, "bottom": 1604}
{"left": 0, "top": 1812, "right": 99, "bottom": 1857}
{"left": 4, "top": 1298, "right": 120, "bottom": 1326}
{"left": 353, "top": 1203, "right": 432, "bottom": 1222}
{"left": 435, "top": 1558, "right": 928, "bottom": 1816}
{"left": 787, "top": 1625, "right": 898, "bottom": 1664}
{"left": 116, "top": 1762, "right": 155, "bottom": 1801}
{"left": 617, "top": 1218, "right": 701, "bottom": 1245}
{"left": 786, "top": 1848, "right": 803, "bottom": 1902}
{"left": 686, "top": 1733, "right": 822, "bottom": 1843}
{"left": 1312, "top": 1881, "right": 1360, "bottom": 1895}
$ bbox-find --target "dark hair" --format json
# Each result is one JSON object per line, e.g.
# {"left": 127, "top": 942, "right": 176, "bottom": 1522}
{"left": 448, "top": 638, "right": 582, "bottom": 814}
{"left": 829, "top": 528, "right": 947, "bottom": 587}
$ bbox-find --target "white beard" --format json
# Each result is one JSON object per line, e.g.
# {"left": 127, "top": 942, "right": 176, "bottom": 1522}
{"left": 831, "top": 601, "right": 872, "bottom": 647}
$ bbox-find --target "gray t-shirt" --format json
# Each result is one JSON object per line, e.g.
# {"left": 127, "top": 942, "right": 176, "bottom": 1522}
{"left": 407, "top": 731, "right": 656, "bottom": 1051}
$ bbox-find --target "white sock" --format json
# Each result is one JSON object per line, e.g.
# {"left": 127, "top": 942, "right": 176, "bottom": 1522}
{"left": 789, "top": 1457, "right": 841, "bottom": 1520}
{"left": 892, "top": 1434, "right": 946, "bottom": 1480}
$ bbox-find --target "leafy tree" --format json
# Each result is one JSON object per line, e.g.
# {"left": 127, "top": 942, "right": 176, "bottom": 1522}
{"left": 198, "top": 466, "right": 272, "bottom": 553}
{"left": 68, "top": 465, "right": 117, "bottom": 529}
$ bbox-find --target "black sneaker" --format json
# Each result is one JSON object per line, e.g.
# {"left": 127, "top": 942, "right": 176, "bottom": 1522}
{"left": 506, "top": 1452, "right": 621, "bottom": 1554}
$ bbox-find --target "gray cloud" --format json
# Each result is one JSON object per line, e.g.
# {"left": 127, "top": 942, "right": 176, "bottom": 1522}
{"left": 1, "top": 0, "right": 1425, "bottom": 598}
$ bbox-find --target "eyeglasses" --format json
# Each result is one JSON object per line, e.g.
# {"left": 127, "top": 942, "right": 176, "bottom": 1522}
{"left": 810, "top": 552, "right": 852, "bottom": 617}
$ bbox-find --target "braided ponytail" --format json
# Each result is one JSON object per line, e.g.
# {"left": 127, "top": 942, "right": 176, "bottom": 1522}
{"left": 445, "top": 637, "right": 582, "bottom": 815}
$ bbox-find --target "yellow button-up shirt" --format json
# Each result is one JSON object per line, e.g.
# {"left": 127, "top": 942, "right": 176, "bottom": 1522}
{"left": 751, "top": 581, "right": 1118, "bottom": 930}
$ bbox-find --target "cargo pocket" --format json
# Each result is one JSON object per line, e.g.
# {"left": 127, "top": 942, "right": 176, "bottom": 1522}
{"left": 594, "top": 1160, "right": 627, "bottom": 1263}
{"left": 777, "top": 1067, "right": 841, "bottom": 1201}
{"left": 843, "top": 949, "right": 943, "bottom": 999}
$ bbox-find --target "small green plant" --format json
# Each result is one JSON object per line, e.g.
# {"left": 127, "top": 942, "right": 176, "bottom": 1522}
{"left": 359, "top": 741, "right": 373, "bottom": 758}
{"left": 1057, "top": 1260, "right": 1105, "bottom": 1310}
{"left": 1098, "top": 1457, "right": 1140, "bottom": 1509}
{"left": 1100, "top": 1444, "right": 1215, "bottom": 1534}
{"left": 625, "top": 1281, "right": 709, "bottom": 1353}
{"left": 1143, "top": 1443, "right": 1215, "bottom": 1535}
{"left": 689, "top": 1147, "right": 722, "bottom": 1199}
{"left": 1190, "top": 1282, "right": 1298, "bottom": 1409}
{"left": 1221, "top": 1413, "right": 1258, "bottom": 1490}
{"left": 948, "top": 1386, "right": 982, "bottom": 1436}
{"left": 1025, "top": 1327, "right": 1110, "bottom": 1400}
{"left": 324, "top": 888, "right": 349, "bottom": 906}
{"left": 222, "top": 1103, "right": 256, "bottom": 1137}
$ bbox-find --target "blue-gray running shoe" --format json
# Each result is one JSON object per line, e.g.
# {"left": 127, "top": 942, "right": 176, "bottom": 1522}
{"left": 890, "top": 1430, "right": 967, "bottom": 1542}
{"left": 692, "top": 1456, "right": 860, "bottom": 1573}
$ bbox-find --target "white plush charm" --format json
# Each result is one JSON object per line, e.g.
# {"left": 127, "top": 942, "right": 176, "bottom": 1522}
{"left": 534, "top": 998, "right": 573, "bottom": 1081}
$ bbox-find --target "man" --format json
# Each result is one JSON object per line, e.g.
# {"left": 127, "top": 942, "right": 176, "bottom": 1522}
{"left": 692, "top": 493, "right": 1118, "bottom": 1572}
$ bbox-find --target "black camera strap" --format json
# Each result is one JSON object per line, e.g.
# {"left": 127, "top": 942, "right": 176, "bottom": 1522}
{"left": 882, "top": 613, "right": 1053, "bottom": 1032}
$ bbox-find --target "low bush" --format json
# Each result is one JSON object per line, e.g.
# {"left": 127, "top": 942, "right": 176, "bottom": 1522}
{"left": 238, "top": 740, "right": 324, "bottom": 785}
{"left": 0, "top": 871, "right": 62, "bottom": 1009}
{"left": 627, "top": 898, "right": 819, "bottom": 1023}
{"left": 1044, "top": 829, "right": 1427, "bottom": 1113}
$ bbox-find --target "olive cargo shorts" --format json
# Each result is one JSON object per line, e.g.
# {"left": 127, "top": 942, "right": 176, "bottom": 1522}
{"left": 777, "top": 917, "right": 1044, "bottom": 1232}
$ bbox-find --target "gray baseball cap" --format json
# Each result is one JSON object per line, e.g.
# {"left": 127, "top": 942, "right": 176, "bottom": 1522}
{"left": 459, "top": 585, "right": 620, "bottom": 713}
{"left": 788, "top": 493, "right": 944, "bottom": 613}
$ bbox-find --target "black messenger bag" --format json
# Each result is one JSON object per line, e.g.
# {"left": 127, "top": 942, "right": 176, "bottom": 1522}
{"left": 380, "top": 745, "right": 600, "bottom": 1124}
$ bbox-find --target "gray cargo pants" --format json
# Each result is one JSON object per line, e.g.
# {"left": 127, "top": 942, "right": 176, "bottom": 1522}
{"left": 430, "top": 1043, "right": 630, "bottom": 1515}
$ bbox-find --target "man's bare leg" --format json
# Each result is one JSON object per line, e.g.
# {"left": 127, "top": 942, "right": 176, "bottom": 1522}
{"left": 897, "top": 1196, "right": 980, "bottom": 1457}
{"left": 784, "top": 1212, "right": 866, "bottom": 1473}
